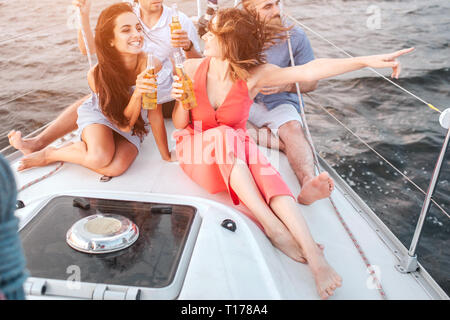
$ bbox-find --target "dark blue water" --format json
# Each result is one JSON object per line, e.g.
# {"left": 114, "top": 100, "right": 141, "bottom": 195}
{"left": 0, "top": 0, "right": 449, "bottom": 295}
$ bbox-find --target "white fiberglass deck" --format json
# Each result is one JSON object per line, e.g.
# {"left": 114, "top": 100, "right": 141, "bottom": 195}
{"left": 8, "top": 120, "right": 448, "bottom": 300}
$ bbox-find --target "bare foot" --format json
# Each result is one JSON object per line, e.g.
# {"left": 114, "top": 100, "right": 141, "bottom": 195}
{"left": 267, "top": 226, "right": 325, "bottom": 264}
{"left": 17, "top": 147, "right": 55, "bottom": 171}
{"left": 267, "top": 227, "right": 307, "bottom": 263}
{"left": 297, "top": 172, "right": 335, "bottom": 205}
{"left": 310, "top": 258, "right": 343, "bottom": 299}
{"left": 7, "top": 130, "right": 42, "bottom": 155}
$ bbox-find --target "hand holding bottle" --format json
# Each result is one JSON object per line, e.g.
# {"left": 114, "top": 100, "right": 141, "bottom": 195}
{"left": 171, "top": 75, "right": 185, "bottom": 101}
{"left": 171, "top": 29, "right": 192, "bottom": 51}
{"left": 136, "top": 69, "right": 157, "bottom": 95}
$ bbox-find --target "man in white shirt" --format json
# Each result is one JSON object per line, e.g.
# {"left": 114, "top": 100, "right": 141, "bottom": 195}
{"left": 8, "top": 0, "right": 202, "bottom": 154}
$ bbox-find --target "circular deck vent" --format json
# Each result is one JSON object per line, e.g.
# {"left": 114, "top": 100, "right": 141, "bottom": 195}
{"left": 66, "top": 214, "right": 139, "bottom": 254}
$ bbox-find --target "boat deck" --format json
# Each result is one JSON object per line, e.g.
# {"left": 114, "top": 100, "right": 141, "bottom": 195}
{"left": 7, "top": 120, "right": 448, "bottom": 300}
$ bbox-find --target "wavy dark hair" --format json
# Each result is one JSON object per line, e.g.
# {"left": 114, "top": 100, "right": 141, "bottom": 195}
{"left": 208, "top": 8, "right": 290, "bottom": 81}
{"left": 93, "top": 2, "right": 148, "bottom": 140}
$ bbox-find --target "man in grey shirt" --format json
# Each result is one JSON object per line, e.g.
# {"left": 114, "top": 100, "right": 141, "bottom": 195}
{"left": 243, "top": 0, "right": 334, "bottom": 205}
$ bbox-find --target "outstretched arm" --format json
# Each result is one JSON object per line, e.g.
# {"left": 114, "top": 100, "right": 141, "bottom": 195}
{"left": 74, "top": 0, "right": 96, "bottom": 56}
{"left": 254, "top": 48, "right": 414, "bottom": 94}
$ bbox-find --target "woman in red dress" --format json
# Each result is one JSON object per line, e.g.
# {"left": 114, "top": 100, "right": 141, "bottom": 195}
{"left": 171, "top": 8, "right": 413, "bottom": 299}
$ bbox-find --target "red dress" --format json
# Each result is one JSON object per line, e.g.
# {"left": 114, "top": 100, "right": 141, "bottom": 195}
{"left": 174, "top": 57, "right": 293, "bottom": 207}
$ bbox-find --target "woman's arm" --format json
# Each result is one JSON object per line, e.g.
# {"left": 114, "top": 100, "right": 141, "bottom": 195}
{"left": 172, "top": 93, "right": 190, "bottom": 129}
{"left": 74, "top": 0, "right": 96, "bottom": 56}
{"left": 120, "top": 90, "right": 143, "bottom": 132}
{"left": 148, "top": 106, "right": 172, "bottom": 161}
{"left": 253, "top": 48, "right": 414, "bottom": 94}
{"left": 120, "top": 67, "right": 158, "bottom": 131}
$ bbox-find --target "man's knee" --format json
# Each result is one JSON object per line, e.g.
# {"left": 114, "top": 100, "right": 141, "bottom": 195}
{"left": 278, "top": 120, "right": 303, "bottom": 140}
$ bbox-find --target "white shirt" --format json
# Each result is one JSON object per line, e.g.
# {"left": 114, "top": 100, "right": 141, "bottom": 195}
{"left": 134, "top": 4, "right": 201, "bottom": 103}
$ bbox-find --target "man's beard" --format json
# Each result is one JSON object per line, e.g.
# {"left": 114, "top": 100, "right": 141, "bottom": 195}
{"left": 268, "top": 15, "right": 283, "bottom": 26}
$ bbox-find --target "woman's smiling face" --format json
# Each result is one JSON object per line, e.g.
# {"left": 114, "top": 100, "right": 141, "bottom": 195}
{"left": 110, "top": 12, "right": 144, "bottom": 55}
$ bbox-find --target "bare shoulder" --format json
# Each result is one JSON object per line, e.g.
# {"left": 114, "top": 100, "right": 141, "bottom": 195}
{"left": 183, "top": 58, "right": 205, "bottom": 79}
{"left": 87, "top": 65, "right": 98, "bottom": 93}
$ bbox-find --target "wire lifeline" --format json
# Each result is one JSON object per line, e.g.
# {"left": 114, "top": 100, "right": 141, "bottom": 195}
{"left": 283, "top": 11, "right": 450, "bottom": 221}
{"left": 0, "top": 22, "right": 67, "bottom": 45}
{"left": 306, "top": 95, "right": 450, "bottom": 221}
{"left": 0, "top": 72, "right": 84, "bottom": 109}
{"left": 284, "top": 12, "right": 443, "bottom": 115}
{"left": 5, "top": 8, "right": 93, "bottom": 193}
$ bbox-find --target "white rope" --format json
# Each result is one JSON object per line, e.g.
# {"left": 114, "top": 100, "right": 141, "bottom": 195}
{"left": 284, "top": 12, "right": 442, "bottom": 114}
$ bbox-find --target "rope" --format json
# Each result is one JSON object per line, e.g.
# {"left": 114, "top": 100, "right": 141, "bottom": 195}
{"left": 17, "top": 161, "right": 64, "bottom": 193}
{"left": 284, "top": 12, "right": 443, "bottom": 114}
{"left": 282, "top": 4, "right": 387, "bottom": 299}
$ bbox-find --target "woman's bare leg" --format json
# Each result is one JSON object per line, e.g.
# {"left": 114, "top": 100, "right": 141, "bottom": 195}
{"left": 269, "top": 195, "right": 342, "bottom": 299}
{"left": 17, "top": 124, "right": 115, "bottom": 171}
{"left": 8, "top": 95, "right": 89, "bottom": 155}
{"left": 95, "top": 133, "right": 138, "bottom": 177}
{"left": 229, "top": 158, "right": 305, "bottom": 263}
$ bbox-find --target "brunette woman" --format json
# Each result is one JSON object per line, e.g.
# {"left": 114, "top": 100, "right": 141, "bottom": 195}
{"left": 18, "top": 2, "right": 174, "bottom": 175}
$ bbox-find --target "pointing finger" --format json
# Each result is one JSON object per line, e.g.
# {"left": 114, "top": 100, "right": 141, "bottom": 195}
{"left": 393, "top": 47, "right": 415, "bottom": 58}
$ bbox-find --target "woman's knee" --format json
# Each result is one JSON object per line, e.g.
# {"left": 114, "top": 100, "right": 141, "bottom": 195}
{"left": 101, "top": 148, "right": 138, "bottom": 177}
{"left": 86, "top": 147, "right": 115, "bottom": 169}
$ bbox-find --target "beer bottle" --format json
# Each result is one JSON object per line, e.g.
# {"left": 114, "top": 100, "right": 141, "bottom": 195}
{"left": 174, "top": 52, "right": 197, "bottom": 110}
{"left": 142, "top": 53, "right": 158, "bottom": 110}
{"left": 170, "top": 3, "right": 182, "bottom": 35}
{"left": 170, "top": 3, "right": 186, "bottom": 57}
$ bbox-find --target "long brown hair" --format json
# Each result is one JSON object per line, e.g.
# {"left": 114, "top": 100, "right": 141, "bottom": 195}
{"left": 93, "top": 2, "right": 148, "bottom": 140}
{"left": 208, "top": 8, "right": 289, "bottom": 81}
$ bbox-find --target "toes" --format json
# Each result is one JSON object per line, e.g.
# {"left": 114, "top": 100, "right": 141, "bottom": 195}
{"left": 297, "top": 257, "right": 307, "bottom": 264}
{"left": 17, "top": 162, "right": 25, "bottom": 172}
{"left": 325, "top": 287, "right": 334, "bottom": 297}
{"left": 328, "top": 178, "right": 335, "bottom": 192}
{"left": 320, "top": 290, "right": 329, "bottom": 300}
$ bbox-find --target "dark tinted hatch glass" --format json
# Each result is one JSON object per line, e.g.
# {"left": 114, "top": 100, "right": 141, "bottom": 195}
{"left": 20, "top": 196, "right": 196, "bottom": 288}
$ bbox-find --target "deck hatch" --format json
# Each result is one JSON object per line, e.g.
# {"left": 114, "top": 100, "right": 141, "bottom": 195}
{"left": 19, "top": 195, "right": 200, "bottom": 299}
